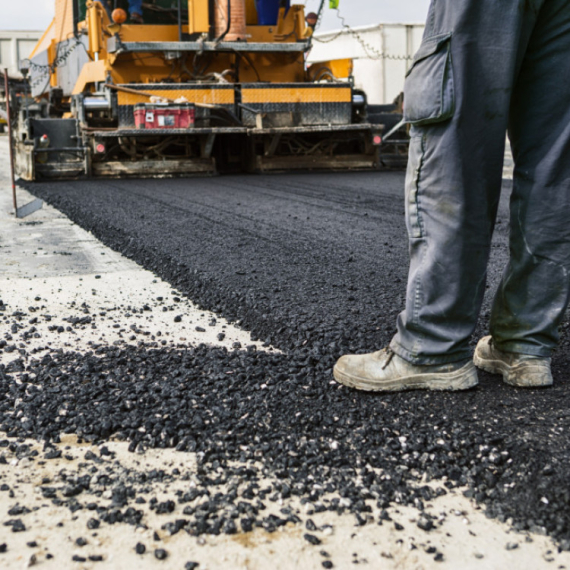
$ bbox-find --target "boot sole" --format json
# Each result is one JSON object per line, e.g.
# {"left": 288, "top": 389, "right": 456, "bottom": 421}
{"left": 333, "top": 361, "right": 479, "bottom": 392}
{"left": 473, "top": 351, "right": 553, "bottom": 388}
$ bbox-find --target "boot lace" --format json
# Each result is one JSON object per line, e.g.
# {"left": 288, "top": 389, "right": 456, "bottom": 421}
{"left": 381, "top": 347, "right": 395, "bottom": 370}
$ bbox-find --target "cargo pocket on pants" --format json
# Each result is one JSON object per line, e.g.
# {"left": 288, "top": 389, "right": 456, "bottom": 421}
{"left": 405, "top": 134, "right": 425, "bottom": 238}
{"left": 403, "top": 32, "right": 454, "bottom": 126}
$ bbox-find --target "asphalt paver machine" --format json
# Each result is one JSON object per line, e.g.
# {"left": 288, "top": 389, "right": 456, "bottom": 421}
{"left": 14, "top": 0, "right": 406, "bottom": 180}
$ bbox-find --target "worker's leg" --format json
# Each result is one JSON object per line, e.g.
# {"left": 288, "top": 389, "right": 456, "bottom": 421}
{"left": 128, "top": 0, "right": 143, "bottom": 18}
{"left": 490, "top": 0, "right": 570, "bottom": 357}
{"left": 390, "top": 0, "right": 542, "bottom": 364}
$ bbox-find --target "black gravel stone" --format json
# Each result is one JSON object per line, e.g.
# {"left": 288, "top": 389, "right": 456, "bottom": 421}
{"left": 0, "top": 543, "right": 6, "bottom": 553}
{"left": 86, "top": 518, "right": 100, "bottom": 530}
{"left": 417, "top": 516, "right": 434, "bottom": 531}
{"left": 322, "top": 562, "right": 334, "bottom": 569}
{"left": 306, "top": 519, "right": 317, "bottom": 531}
{"left": 7, "top": 505, "right": 31, "bottom": 516}
{"left": 75, "top": 537, "right": 87, "bottom": 547}
{"left": 304, "top": 533, "right": 321, "bottom": 546}
{"left": 154, "top": 501, "right": 175, "bottom": 514}
{"left": 154, "top": 548, "right": 168, "bottom": 560}
{"left": 185, "top": 563, "right": 199, "bottom": 570}
{"left": 135, "top": 543, "right": 146, "bottom": 555}
{"left": 44, "top": 449, "right": 62, "bottom": 459}
{"left": 5, "top": 519, "right": 26, "bottom": 532}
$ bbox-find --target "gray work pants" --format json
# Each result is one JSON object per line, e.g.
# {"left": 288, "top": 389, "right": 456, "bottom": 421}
{"left": 390, "top": 0, "right": 570, "bottom": 364}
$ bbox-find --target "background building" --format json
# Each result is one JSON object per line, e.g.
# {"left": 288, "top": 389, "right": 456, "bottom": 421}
{"left": 309, "top": 23, "right": 426, "bottom": 105}
{"left": 0, "top": 30, "right": 43, "bottom": 78}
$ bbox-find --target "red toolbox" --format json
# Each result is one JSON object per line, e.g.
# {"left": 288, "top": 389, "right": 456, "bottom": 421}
{"left": 134, "top": 103, "right": 195, "bottom": 129}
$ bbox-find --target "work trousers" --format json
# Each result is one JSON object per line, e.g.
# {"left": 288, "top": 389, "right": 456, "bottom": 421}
{"left": 390, "top": 0, "right": 570, "bottom": 364}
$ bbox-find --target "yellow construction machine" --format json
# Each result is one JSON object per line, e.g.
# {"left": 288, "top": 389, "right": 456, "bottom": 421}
{"left": 13, "top": 0, "right": 401, "bottom": 180}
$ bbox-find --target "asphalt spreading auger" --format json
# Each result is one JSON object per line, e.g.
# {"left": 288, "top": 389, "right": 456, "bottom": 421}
{"left": 11, "top": 0, "right": 408, "bottom": 180}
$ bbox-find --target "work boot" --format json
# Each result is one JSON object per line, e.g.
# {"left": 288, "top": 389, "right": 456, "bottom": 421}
{"left": 333, "top": 348, "right": 478, "bottom": 392}
{"left": 473, "top": 336, "right": 553, "bottom": 387}
{"left": 130, "top": 12, "right": 144, "bottom": 24}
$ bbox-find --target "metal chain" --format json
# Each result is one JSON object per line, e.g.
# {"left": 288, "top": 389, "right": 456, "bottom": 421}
{"left": 25, "top": 38, "right": 83, "bottom": 86}
{"left": 313, "top": 8, "right": 413, "bottom": 61}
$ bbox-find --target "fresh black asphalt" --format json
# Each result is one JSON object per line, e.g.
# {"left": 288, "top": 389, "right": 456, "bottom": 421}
{"left": 3, "top": 171, "right": 570, "bottom": 547}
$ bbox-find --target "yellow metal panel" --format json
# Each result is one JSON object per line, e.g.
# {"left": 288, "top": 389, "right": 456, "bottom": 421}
{"left": 55, "top": 0, "right": 74, "bottom": 44}
{"left": 116, "top": 25, "right": 184, "bottom": 42}
{"left": 308, "top": 59, "right": 353, "bottom": 80}
{"left": 71, "top": 60, "right": 107, "bottom": 95}
{"left": 117, "top": 88, "right": 235, "bottom": 106}
{"left": 329, "top": 59, "right": 353, "bottom": 79}
{"left": 245, "top": 0, "right": 258, "bottom": 24}
{"left": 241, "top": 87, "right": 351, "bottom": 104}
{"left": 188, "top": 0, "right": 209, "bottom": 34}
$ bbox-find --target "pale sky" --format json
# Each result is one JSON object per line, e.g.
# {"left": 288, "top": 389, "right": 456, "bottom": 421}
{"left": 2, "top": 0, "right": 430, "bottom": 32}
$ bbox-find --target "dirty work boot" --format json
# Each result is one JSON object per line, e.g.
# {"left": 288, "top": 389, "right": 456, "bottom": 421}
{"left": 473, "top": 336, "right": 553, "bottom": 387}
{"left": 333, "top": 348, "right": 478, "bottom": 392}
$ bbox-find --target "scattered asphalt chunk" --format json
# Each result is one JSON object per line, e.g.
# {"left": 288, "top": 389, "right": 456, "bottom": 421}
{"left": 4, "top": 519, "right": 26, "bottom": 532}
{"left": 89, "top": 555, "right": 104, "bottom": 562}
{"left": 154, "top": 548, "right": 168, "bottom": 560}
{"left": 322, "top": 562, "right": 334, "bottom": 569}
{"left": 72, "top": 554, "right": 87, "bottom": 562}
{"left": 44, "top": 449, "right": 62, "bottom": 460}
{"left": 86, "top": 518, "right": 100, "bottom": 530}
{"left": 162, "top": 520, "right": 187, "bottom": 536}
{"left": 174, "top": 315, "right": 182, "bottom": 323}
{"left": 41, "top": 487, "right": 57, "bottom": 499}
{"left": 434, "top": 552, "right": 444, "bottom": 562}
{"left": 306, "top": 519, "right": 317, "bottom": 531}
{"left": 135, "top": 543, "right": 146, "bottom": 555}
{"left": 506, "top": 542, "right": 519, "bottom": 551}
{"left": 26, "top": 541, "right": 38, "bottom": 548}
{"left": 355, "top": 513, "right": 367, "bottom": 526}
{"left": 417, "top": 516, "right": 434, "bottom": 531}
{"left": 75, "top": 537, "right": 87, "bottom": 547}
{"left": 0, "top": 543, "right": 7, "bottom": 553}
{"left": 394, "top": 522, "right": 404, "bottom": 531}
{"left": 63, "top": 485, "right": 83, "bottom": 498}
{"left": 185, "top": 563, "right": 199, "bottom": 570}
{"left": 84, "top": 450, "right": 98, "bottom": 461}
{"left": 8, "top": 504, "right": 31, "bottom": 516}
{"left": 154, "top": 501, "right": 175, "bottom": 515}
{"left": 304, "top": 533, "right": 321, "bottom": 546}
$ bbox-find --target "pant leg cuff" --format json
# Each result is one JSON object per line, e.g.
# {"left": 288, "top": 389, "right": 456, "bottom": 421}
{"left": 389, "top": 338, "right": 471, "bottom": 366}
{"left": 492, "top": 339, "right": 552, "bottom": 358}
